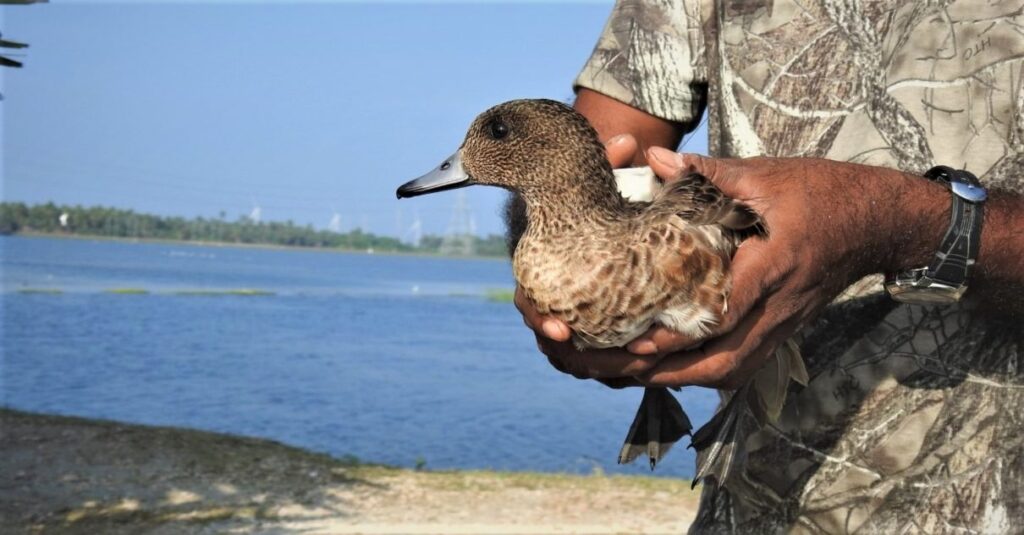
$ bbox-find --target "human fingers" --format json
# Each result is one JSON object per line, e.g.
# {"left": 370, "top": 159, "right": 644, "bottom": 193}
{"left": 646, "top": 147, "right": 756, "bottom": 203}
{"left": 626, "top": 326, "right": 698, "bottom": 356}
{"left": 514, "top": 286, "right": 571, "bottom": 342}
{"left": 539, "top": 337, "right": 662, "bottom": 379}
{"left": 605, "top": 134, "right": 639, "bottom": 168}
{"left": 715, "top": 239, "right": 780, "bottom": 338}
{"left": 646, "top": 146, "right": 689, "bottom": 181}
{"left": 598, "top": 377, "right": 645, "bottom": 389}
{"left": 546, "top": 355, "right": 567, "bottom": 374}
{"left": 626, "top": 239, "right": 775, "bottom": 356}
{"left": 647, "top": 147, "right": 722, "bottom": 183}
{"left": 545, "top": 355, "right": 643, "bottom": 388}
{"left": 635, "top": 302, "right": 767, "bottom": 389}
{"left": 637, "top": 289, "right": 802, "bottom": 390}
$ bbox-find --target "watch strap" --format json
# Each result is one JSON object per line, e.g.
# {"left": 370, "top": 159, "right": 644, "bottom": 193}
{"left": 922, "top": 166, "right": 985, "bottom": 288}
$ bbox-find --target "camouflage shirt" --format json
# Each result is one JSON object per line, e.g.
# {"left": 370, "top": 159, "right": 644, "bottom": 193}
{"left": 576, "top": 1, "right": 1024, "bottom": 532}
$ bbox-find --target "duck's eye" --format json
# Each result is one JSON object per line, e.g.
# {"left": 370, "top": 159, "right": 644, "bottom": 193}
{"left": 488, "top": 120, "right": 510, "bottom": 140}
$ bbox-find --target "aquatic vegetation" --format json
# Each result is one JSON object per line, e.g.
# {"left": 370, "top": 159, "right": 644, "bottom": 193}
{"left": 105, "top": 288, "right": 149, "bottom": 295}
{"left": 16, "top": 288, "right": 63, "bottom": 294}
{"left": 172, "top": 289, "right": 275, "bottom": 297}
{"left": 484, "top": 289, "right": 515, "bottom": 303}
{"left": 226, "top": 289, "right": 275, "bottom": 296}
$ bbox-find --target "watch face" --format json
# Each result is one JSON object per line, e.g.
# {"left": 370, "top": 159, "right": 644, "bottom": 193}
{"left": 951, "top": 179, "right": 988, "bottom": 202}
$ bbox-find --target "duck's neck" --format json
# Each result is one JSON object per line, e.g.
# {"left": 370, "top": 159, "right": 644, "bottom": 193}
{"left": 520, "top": 171, "right": 627, "bottom": 237}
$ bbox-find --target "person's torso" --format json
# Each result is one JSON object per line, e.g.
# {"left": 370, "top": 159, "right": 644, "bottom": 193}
{"left": 701, "top": 0, "right": 1024, "bottom": 195}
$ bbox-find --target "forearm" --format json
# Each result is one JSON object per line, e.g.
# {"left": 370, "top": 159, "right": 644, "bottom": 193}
{"left": 574, "top": 88, "right": 689, "bottom": 166}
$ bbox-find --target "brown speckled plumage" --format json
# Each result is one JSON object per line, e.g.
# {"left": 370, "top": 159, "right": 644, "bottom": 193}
{"left": 461, "top": 100, "right": 747, "bottom": 349}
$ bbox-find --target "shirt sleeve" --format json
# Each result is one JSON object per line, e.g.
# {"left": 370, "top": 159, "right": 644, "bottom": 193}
{"left": 574, "top": 0, "right": 707, "bottom": 125}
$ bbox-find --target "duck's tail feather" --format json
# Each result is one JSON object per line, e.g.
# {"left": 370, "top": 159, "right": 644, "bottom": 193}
{"left": 690, "top": 338, "right": 806, "bottom": 488}
{"left": 784, "top": 338, "right": 809, "bottom": 386}
{"left": 618, "top": 387, "right": 692, "bottom": 470}
{"left": 689, "top": 383, "right": 751, "bottom": 489}
{"left": 751, "top": 337, "right": 804, "bottom": 423}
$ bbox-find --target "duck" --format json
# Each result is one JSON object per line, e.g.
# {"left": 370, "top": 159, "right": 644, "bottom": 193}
{"left": 396, "top": 98, "right": 807, "bottom": 487}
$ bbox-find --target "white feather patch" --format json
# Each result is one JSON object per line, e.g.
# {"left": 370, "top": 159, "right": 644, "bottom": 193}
{"left": 613, "top": 166, "right": 661, "bottom": 203}
{"left": 656, "top": 304, "right": 718, "bottom": 339}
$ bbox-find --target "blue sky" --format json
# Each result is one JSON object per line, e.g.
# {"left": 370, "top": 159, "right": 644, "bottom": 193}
{"left": 2, "top": 1, "right": 707, "bottom": 238}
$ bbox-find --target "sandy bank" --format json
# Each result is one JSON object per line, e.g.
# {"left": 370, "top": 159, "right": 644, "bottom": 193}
{"left": 0, "top": 409, "right": 698, "bottom": 534}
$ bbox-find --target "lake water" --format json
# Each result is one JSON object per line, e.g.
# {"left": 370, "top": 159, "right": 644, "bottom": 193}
{"left": 0, "top": 235, "right": 719, "bottom": 478}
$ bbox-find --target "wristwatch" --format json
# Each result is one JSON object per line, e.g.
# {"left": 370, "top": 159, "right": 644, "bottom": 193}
{"left": 884, "top": 165, "right": 987, "bottom": 305}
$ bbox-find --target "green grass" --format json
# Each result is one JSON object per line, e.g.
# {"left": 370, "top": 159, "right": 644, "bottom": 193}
{"left": 172, "top": 289, "right": 275, "bottom": 297}
{"left": 17, "top": 288, "right": 63, "bottom": 294}
{"left": 105, "top": 288, "right": 149, "bottom": 295}
{"left": 484, "top": 288, "right": 515, "bottom": 303}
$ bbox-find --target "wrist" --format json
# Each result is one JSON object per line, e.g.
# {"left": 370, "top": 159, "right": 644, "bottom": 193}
{"left": 878, "top": 171, "right": 953, "bottom": 274}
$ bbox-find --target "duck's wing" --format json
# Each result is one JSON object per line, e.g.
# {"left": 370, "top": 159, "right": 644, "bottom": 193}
{"left": 645, "top": 172, "right": 764, "bottom": 236}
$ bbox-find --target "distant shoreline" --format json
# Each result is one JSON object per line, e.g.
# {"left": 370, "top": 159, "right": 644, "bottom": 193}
{"left": 5, "top": 231, "right": 509, "bottom": 262}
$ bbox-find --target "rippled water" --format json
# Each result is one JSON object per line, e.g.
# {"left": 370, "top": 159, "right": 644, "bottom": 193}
{"left": 1, "top": 235, "right": 718, "bottom": 477}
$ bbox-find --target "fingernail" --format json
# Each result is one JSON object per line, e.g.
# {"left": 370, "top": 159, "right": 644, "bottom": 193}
{"left": 542, "top": 320, "right": 563, "bottom": 340}
{"left": 605, "top": 134, "right": 628, "bottom": 146}
{"left": 648, "top": 146, "right": 683, "bottom": 166}
{"left": 628, "top": 339, "right": 658, "bottom": 355}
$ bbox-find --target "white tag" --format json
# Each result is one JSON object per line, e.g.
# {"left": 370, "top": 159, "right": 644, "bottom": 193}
{"left": 612, "top": 166, "right": 661, "bottom": 203}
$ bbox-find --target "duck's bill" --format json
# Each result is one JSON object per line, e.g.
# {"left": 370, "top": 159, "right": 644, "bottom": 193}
{"left": 396, "top": 152, "right": 474, "bottom": 199}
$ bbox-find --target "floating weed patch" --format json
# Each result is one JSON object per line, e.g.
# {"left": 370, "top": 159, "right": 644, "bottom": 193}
{"left": 484, "top": 289, "right": 515, "bottom": 303}
{"left": 172, "top": 289, "right": 275, "bottom": 297}
{"left": 17, "top": 288, "right": 63, "bottom": 295}
{"left": 229, "top": 289, "right": 275, "bottom": 296}
{"left": 105, "top": 288, "right": 149, "bottom": 295}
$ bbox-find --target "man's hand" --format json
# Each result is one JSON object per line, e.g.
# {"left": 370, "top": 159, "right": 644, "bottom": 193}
{"left": 622, "top": 149, "right": 949, "bottom": 388}
{"left": 520, "top": 148, "right": 958, "bottom": 390}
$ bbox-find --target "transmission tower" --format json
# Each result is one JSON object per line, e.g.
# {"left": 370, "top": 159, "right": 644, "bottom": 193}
{"left": 248, "top": 198, "right": 262, "bottom": 223}
{"left": 439, "top": 191, "right": 475, "bottom": 256}
{"left": 401, "top": 210, "right": 423, "bottom": 248}
{"left": 328, "top": 208, "right": 342, "bottom": 233}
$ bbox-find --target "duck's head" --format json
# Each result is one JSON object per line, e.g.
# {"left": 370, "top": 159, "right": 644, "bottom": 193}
{"left": 396, "top": 99, "right": 615, "bottom": 203}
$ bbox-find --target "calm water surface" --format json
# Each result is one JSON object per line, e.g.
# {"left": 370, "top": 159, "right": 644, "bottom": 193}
{"left": 1, "top": 235, "right": 718, "bottom": 477}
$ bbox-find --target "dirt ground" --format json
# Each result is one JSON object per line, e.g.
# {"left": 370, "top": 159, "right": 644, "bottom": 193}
{"left": 0, "top": 409, "right": 698, "bottom": 534}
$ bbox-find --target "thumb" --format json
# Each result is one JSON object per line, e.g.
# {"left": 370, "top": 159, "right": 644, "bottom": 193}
{"left": 604, "top": 134, "right": 639, "bottom": 168}
{"left": 647, "top": 148, "right": 742, "bottom": 199}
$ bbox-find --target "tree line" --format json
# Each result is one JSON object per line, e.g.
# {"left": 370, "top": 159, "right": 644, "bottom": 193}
{"left": 0, "top": 202, "right": 509, "bottom": 257}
